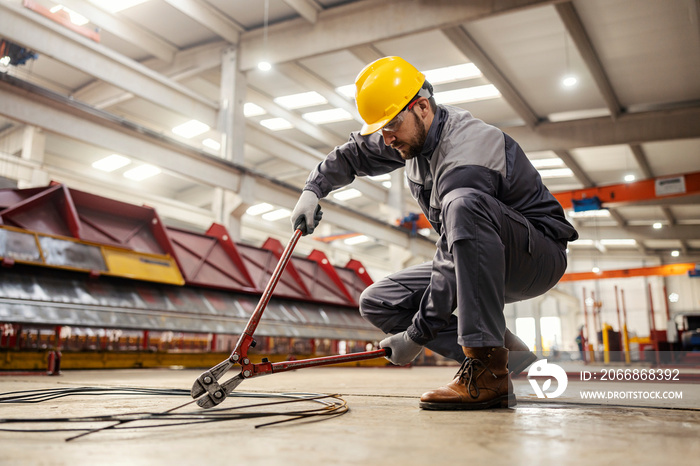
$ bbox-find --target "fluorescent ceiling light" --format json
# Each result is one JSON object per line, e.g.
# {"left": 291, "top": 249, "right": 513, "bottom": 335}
{"left": 50, "top": 5, "right": 89, "bottom": 25}
{"left": 274, "top": 91, "right": 327, "bottom": 110}
{"left": 260, "top": 118, "right": 293, "bottom": 131}
{"left": 244, "top": 102, "right": 266, "bottom": 117}
{"left": 530, "top": 158, "right": 564, "bottom": 169}
{"left": 653, "top": 222, "right": 663, "bottom": 229}
{"left": 671, "top": 250, "right": 680, "bottom": 257}
{"left": 568, "top": 209, "right": 610, "bottom": 218}
{"left": 571, "top": 239, "right": 594, "bottom": 246}
{"left": 624, "top": 174, "right": 636, "bottom": 182}
{"left": 332, "top": 188, "right": 362, "bottom": 201}
{"left": 89, "top": 0, "right": 149, "bottom": 13}
{"left": 0, "top": 56, "right": 10, "bottom": 66}
{"left": 92, "top": 154, "right": 131, "bottom": 172}
{"left": 434, "top": 85, "right": 500, "bottom": 105}
{"left": 302, "top": 108, "right": 353, "bottom": 125}
{"left": 591, "top": 266, "right": 600, "bottom": 273}
{"left": 172, "top": 120, "right": 210, "bottom": 139}
{"left": 423, "top": 63, "right": 481, "bottom": 84}
{"left": 538, "top": 168, "right": 573, "bottom": 179}
{"left": 336, "top": 85, "right": 355, "bottom": 99}
{"left": 257, "top": 61, "right": 272, "bottom": 71}
{"left": 246, "top": 203, "right": 274, "bottom": 216}
{"left": 599, "top": 239, "right": 637, "bottom": 246}
{"left": 202, "top": 138, "right": 221, "bottom": 150}
{"left": 123, "top": 164, "right": 161, "bottom": 181}
{"left": 344, "top": 235, "right": 370, "bottom": 245}
{"left": 562, "top": 75, "right": 578, "bottom": 87}
{"left": 261, "top": 208, "right": 291, "bottom": 221}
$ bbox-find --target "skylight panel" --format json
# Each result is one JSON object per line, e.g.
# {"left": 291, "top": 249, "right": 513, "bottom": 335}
{"left": 274, "top": 91, "right": 327, "bottom": 110}
{"left": 423, "top": 63, "right": 482, "bottom": 84}
{"left": 172, "top": 120, "right": 210, "bottom": 139}
{"left": 302, "top": 108, "right": 353, "bottom": 125}
{"left": 123, "top": 164, "right": 161, "bottom": 181}
{"left": 260, "top": 118, "right": 293, "bottom": 131}
{"left": 433, "top": 85, "right": 500, "bottom": 105}
{"left": 92, "top": 154, "right": 131, "bottom": 172}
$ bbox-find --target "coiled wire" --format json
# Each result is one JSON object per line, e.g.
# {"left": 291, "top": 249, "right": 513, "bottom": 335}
{"left": 0, "top": 387, "right": 349, "bottom": 441}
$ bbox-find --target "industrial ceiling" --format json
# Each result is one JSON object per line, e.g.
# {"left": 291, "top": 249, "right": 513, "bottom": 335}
{"left": 0, "top": 0, "right": 699, "bottom": 278}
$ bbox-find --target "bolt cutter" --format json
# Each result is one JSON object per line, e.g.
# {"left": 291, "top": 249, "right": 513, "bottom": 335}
{"left": 191, "top": 228, "right": 389, "bottom": 408}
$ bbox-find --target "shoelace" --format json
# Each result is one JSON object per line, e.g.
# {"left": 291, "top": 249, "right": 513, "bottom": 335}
{"left": 454, "top": 357, "right": 498, "bottom": 399}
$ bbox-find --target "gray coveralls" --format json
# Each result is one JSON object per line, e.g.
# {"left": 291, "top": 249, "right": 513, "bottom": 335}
{"left": 303, "top": 105, "right": 578, "bottom": 361}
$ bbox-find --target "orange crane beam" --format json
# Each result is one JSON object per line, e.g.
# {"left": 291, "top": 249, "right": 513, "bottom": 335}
{"left": 553, "top": 171, "right": 700, "bottom": 210}
{"left": 559, "top": 263, "right": 698, "bottom": 282}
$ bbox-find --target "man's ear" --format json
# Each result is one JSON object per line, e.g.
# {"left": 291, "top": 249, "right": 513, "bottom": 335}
{"left": 416, "top": 97, "right": 433, "bottom": 121}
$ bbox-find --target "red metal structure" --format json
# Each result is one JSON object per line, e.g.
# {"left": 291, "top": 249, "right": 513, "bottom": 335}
{"left": 0, "top": 183, "right": 380, "bottom": 367}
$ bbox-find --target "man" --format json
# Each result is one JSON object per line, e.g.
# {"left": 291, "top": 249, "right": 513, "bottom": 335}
{"left": 291, "top": 56, "right": 578, "bottom": 410}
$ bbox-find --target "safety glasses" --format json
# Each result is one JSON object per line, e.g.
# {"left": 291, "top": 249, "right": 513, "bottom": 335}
{"left": 382, "top": 98, "right": 420, "bottom": 133}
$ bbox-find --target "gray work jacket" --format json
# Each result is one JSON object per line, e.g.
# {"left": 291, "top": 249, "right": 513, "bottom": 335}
{"left": 303, "top": 105, "right": 578, "bottom": 244}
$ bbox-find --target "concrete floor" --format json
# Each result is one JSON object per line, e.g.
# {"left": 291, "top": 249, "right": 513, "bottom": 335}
{"left": 0, "top": 365, "right": 698, "bottom": 465}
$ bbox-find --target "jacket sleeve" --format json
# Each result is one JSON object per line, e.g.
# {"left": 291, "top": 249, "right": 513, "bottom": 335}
{"left": 303, "top": 131, "right": 405, "bottom": 198}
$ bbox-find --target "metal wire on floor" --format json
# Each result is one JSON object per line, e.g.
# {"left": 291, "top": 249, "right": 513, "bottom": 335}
{"left": 0, "top": 387, "right": 349, "bottom": 441}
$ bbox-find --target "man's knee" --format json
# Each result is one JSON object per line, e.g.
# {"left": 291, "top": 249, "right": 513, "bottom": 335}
{"left": 442, "top": 188, "right": 499, "bottom": 249}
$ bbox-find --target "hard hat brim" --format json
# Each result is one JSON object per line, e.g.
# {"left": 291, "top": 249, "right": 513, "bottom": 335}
{"left": 360, "top": 118, "right": 392, "bottom": 136}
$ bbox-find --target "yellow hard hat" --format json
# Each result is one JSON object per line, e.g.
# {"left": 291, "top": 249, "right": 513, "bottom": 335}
{"left": 354, "top": 56, "right": 425, "bottom": 135}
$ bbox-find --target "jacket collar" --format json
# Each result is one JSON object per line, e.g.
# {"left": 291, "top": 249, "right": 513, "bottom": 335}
{"left": 419, "top": 105, "right": 447, "bottom": 160}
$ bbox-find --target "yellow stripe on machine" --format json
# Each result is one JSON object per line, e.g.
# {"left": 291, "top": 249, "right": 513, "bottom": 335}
{"left": 102, "top": 248, "right": 184, "bottom": 285}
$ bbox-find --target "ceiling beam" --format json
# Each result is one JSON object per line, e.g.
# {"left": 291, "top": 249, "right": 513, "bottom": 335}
{"left": 553, "top": 149, "right": 594, "bottom": 187}
{"left": 504, "top": 104, "right": 700, "bottom": 151}
{"left": 0, "top": 78, "right": 239, "bottom": 190}
{"left": 441, "top": 26, "right": 540, "bottom": 128}
{"left": 629, "top": 144, "right": 654, "bottom": 179}
{"left": 238, "top": 0, "right": 568, "bottom": 71}
{"left": 246, "top": 88, "right": 343, "bottom": 148}
{"left": 162, "top": 0, "right": 243, "bottom": 44}
{"left": 245, "top": 125, "right": 387, "bottom": 204}
{"left": 0, "top": 74, "right": 435, "bottom": 258}
{"left": 555, "top": 2, "right": 622, "bottom": 118}
{"left": 283, "top": 0, "right": 322, "bottom": 24}
{"left": 0, "top": 2, "right": 218, "bottom": 127}
{"left": 72, "top": 41, "right": 228, "bottom": 108}
{"left": 348, "top": 45, "right": 384, "bottom": 64}
{"left": 53, "top": 0, "right": 178, "bottom": 62}
{"left": 276, "top": 62, "right": 362, "bottom": 122}
{"left": 576, "top": 224, "right": 700, "bottom": 241}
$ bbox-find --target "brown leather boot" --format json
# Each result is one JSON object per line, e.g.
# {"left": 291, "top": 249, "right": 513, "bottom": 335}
{"left": 505, "top": 328, "right": 538, "bottom": 375}
{"left": 420, "top": 347, "right": 515, "bottom": 410}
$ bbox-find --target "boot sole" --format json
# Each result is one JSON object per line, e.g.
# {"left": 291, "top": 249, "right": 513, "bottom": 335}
{"left": 419, "top": 394, "right": 517, "bottom": 411}
{"left": 509, "top": 352, "right": 538, "bottom": 376}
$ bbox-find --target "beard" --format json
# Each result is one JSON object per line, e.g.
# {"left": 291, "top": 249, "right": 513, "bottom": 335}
{"left": 392, "top": 112, "right": 428, "bottom": 160}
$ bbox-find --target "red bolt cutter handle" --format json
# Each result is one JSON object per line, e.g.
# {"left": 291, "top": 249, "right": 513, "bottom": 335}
{"left": 191, "top": 228, "right": 391, "bottom": 408}
{"left": 230, "top": 228, "right": 303, "bottom": 362}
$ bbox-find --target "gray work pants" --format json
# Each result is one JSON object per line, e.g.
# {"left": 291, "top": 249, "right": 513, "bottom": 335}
{"left": 359, "top": 188, "right": 568, "bottom": 360}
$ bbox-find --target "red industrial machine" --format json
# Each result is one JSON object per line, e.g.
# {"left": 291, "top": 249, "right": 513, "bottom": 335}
{"left": 0, "top": 183, "right": 383, "bottom": 371}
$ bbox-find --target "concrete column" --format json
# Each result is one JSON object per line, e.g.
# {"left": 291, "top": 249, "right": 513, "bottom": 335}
{"left": 19, "top": 126, "right": 49, "bottom": 188}
{"left": 218, "top": 46, "right": 247, "bottom": 165}
{"left": 212, "top": 176, "right": 256, "bottom": 241}
{"left": 380, "top": 168, "right": 405, "bottom": 223}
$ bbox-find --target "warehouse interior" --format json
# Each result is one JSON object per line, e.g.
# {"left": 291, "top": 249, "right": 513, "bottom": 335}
{"left": 0, "top": 0, "right": 699, "bottom": 463}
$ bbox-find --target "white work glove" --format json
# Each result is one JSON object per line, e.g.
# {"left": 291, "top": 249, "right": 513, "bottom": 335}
{"left": 380, "top": 331, "right": 423, "bottom": 366}
{"left": 290, "top": 190, "right": 322, "bottom": 235}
